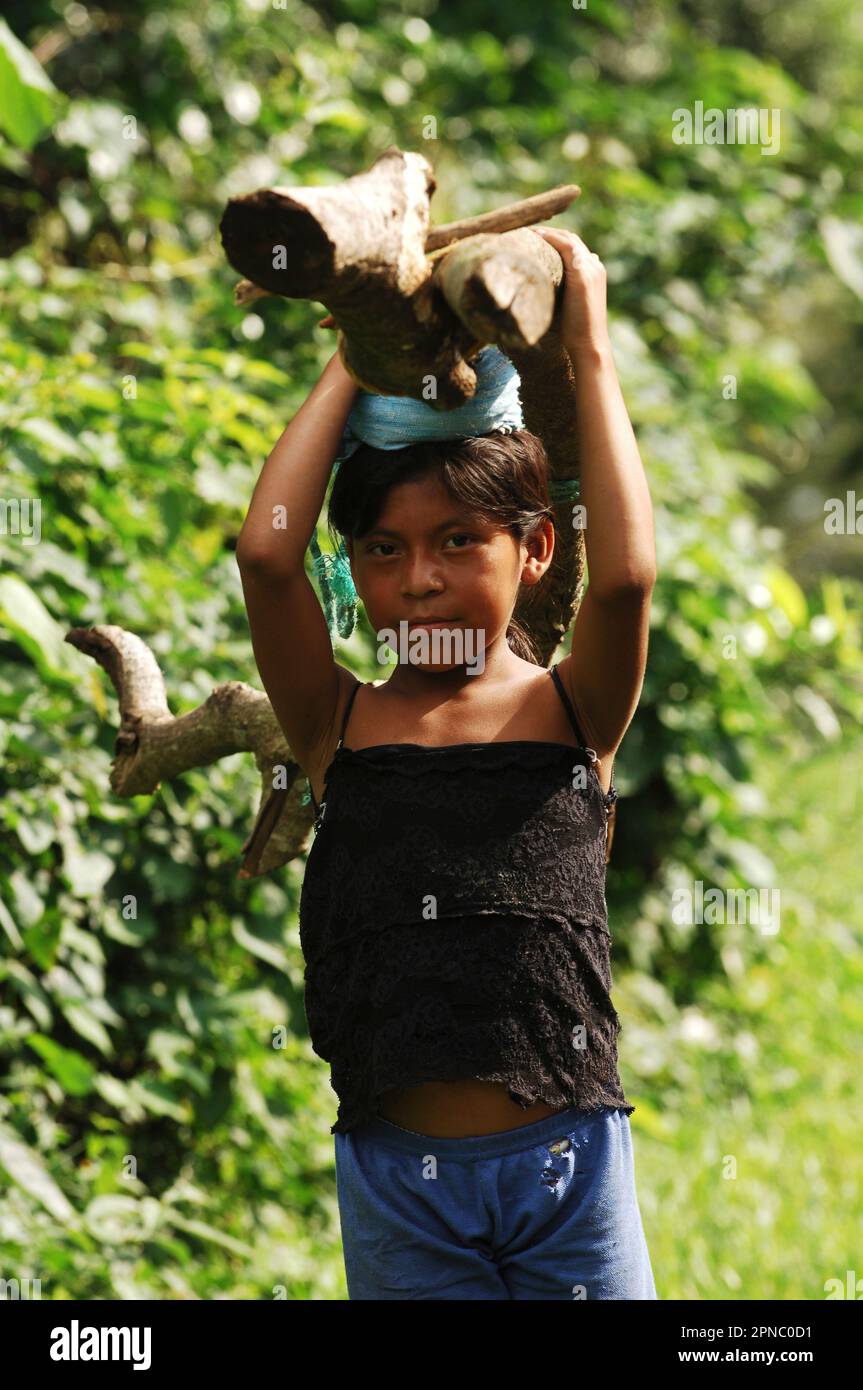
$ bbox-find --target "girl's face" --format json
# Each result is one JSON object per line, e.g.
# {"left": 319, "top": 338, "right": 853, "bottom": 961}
{"left": 346, "top": 472, "right": 553, "bottom": 652}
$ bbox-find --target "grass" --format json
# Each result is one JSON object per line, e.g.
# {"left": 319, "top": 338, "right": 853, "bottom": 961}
{"left": 621, "top": 733, "right": 863, "bottom": 1300}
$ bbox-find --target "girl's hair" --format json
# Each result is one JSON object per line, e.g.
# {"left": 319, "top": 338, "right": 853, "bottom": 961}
{"left": 326, "top": 429, "right": 554, "bottom": 664}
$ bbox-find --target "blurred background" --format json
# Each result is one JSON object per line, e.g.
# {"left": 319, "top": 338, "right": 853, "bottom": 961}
{"left": 0, "top": 0, "right": 861, "bottom": 1300}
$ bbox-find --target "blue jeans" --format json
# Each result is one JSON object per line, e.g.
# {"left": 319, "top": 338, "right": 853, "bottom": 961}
{"left": 334, "top": 1104, "right": 657, "bottom": 1300}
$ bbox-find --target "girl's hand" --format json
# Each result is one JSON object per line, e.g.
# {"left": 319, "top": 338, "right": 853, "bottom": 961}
{"left": 318, "top": 313, "right": 337, "bottom": 330}
{"left": 528, "top": 225, "right": 610, "bottom": 356}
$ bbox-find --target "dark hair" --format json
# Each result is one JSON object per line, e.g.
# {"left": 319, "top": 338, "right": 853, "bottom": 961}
{"left": 325, "top": 429, "right": 554, "bottom": 664}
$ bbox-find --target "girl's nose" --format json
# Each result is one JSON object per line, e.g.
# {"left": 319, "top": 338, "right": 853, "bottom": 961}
{"left": 401, "top": 560, "right": 445, "bottom": 594}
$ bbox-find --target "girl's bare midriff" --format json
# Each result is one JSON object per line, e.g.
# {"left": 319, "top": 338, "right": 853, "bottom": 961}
{"left": 376, "top": 1079, "right": 568, "bottom": 1138}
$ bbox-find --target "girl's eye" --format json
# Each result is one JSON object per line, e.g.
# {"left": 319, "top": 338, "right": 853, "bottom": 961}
{"left": 367, "top": 534, "right": 475, "bottom": 557}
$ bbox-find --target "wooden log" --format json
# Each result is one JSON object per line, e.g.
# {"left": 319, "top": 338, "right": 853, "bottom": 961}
{"left": 222, "top": 146, "right": 484, "bottom": 408}
{"left": 230, "top": 181, "right": 580, "bottom": 300}
{"left": 220, "top": 148, "right": 582, "bottom": 413}
{"left": 431, "top": 227, "right": 561, "bottom": 353}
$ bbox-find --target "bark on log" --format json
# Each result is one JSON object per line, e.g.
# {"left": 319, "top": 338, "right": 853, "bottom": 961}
{"left": 67, "top": 147, "right": 591, "bottom": 878}
{"left": 65, "top": 625, "right": 315, "bottom": 878}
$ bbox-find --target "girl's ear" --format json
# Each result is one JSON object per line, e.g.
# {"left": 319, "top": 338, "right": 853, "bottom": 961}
{"left": 523, "top": 517, "right": 555, "bottom": 563}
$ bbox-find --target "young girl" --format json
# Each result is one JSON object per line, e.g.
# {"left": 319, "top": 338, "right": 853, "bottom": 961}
{"left": 237, "top": 225, "right": 657, "bottom": 1300}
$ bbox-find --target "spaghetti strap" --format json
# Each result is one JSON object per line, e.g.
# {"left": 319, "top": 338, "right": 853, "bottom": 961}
{"left": 549, "top": 667, "right": 617, "bottom": 852}
{"left": 548, "top": 665, "right": 588, "bottom": 750}
{"left": 547, "top": 664, "right": 617, "bottom": 811}
{"left": 338, "top": 679, "right": 364, "bottom": 748}
{"left": 307, "top": 681, "right": 364, "bottom": 817}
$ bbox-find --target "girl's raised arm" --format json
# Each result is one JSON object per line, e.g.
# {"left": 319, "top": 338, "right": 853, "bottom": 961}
{"left": 530, "top": 225, "right": 656, "bottom": 764}
{"left": 237, "top": 347, "right": 358, "bottom": 574}
{"left": 236, "top": 347, "right": 359, "bottom": 780}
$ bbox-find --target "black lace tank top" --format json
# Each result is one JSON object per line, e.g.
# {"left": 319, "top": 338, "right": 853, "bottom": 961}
{"left": 298, "top": 665, "right": 632, "bottom": 1135}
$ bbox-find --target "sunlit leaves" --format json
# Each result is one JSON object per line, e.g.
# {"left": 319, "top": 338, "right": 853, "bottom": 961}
{"left": 0, "top": 17, "right": 63, "bottom": 149}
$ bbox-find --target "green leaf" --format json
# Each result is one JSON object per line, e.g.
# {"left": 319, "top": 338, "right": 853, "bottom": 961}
{"left": 820, "top": 215, "right": 863, "bottom": 299}
{"left": 231, "top": 918, "right": 290, "bottom": 972}
{"left": 4, "top": 961, "right": 52, "bottom": 1029}
{"left": 0, "top": 18, "right": 63, "bottom": 149}
{"left": 115, "top": 340, "right": 166, "bottom": 362}
{"left": 146, "top": 1029, "right": 209, "bottom": 1094}
{"left": 0, "top": 575, "right": 92, "bottom": 681}
{"left": 21, "top": 916, "right": 62, "bottom": 971}
{"left": 61, "top": 1004, "right": 114, "bottom": 1058}
{"left": 60, "top": 841, "right": 116, "bottom": 897}
{"left": 25, "top": 1033, "right": 96, "bottom": 1095}
{"left": 13, "top": 813, "right": 55, "bottom": 854}
{"left": 7, "top": 866, "right": 45, "bottom": 927}
{"left": 765, "top": 566, "right": 808, "bottom": 629}
{"left": 793, "top": 685, "right": 843, "bottom": 740}
{"left": 304, "top": 99, "right": 368, "bottom": 133}
{"left": 83, "top": 1194, "right": 162, "bottom": 1243}
{"left": 0, "top": 1122, "right": 75, "bottom": 1223}
{"left": 16, "top": 417, "right": 88, "bottom": 459}
{"left": 101, "top": 909, "right": 156, "bottom": 947}
{"left": 166, "top": 1212, "right": 254, "bottom": 1257}
{"left": 0, "top": 895, "right": 24, "bottom": 951}
{"left": 93, "top": 1073, "right": 147, "bottom": 1121}
{"left": 129, "top": 1079, "right": 188, "bottom": 1122}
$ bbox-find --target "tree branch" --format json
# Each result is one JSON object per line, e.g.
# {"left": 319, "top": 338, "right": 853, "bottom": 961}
{"left": 65, "top": 625, "right": 313, "bottom": 879}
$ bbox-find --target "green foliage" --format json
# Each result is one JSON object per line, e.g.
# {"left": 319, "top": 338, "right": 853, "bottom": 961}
{"left": 624, "top": 736, "right": 863, "bottom": 1299}
{"left": 1, "top": 0, "right": 861, "bottom": 1298}
{"left": 0, "top": 17, "right": 63, "bottom": 148}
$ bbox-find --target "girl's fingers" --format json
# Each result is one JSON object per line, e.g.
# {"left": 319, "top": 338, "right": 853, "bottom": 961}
{"left": 530, "top": 224, "right": 594, "bottom": 258}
